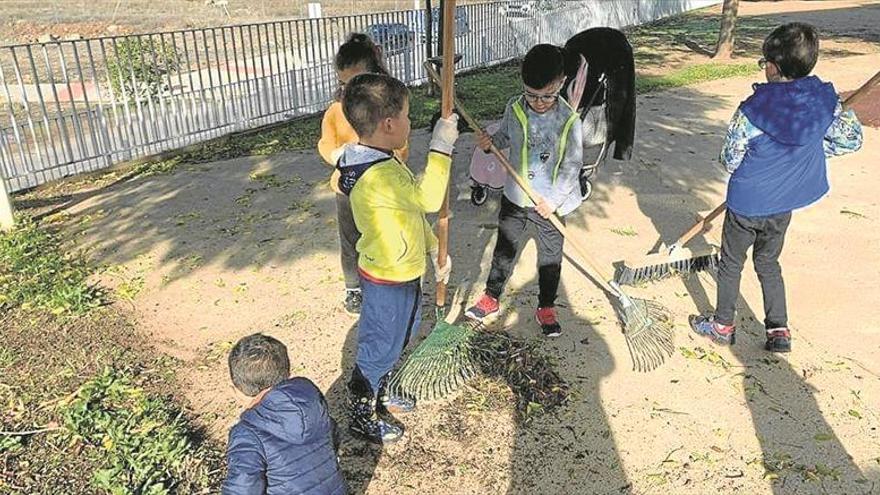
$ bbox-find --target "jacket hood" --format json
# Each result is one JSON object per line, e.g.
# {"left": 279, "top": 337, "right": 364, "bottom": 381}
{"left": 239, "top": 378, "right": 330, "bottom": 446}
{"left": 740, "top": 75, "right": 838, "bottom": 146}
{"left": 336, "top": 144, "right": 394, "bottom": 196}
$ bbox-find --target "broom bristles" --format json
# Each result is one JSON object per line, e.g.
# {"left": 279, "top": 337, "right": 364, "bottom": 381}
{"left": 615, "top": 247, "right": 719, "bottom": 286}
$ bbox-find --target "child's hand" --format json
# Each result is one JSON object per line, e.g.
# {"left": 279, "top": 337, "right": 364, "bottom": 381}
{"left": 535, "top": 199, "right": 554, "bottom": 219}
{"left": 477, "top": 130, "right": 493, "bottom": 153}
{"left": 429, "top": 114, "right": 460, "bottom": 155}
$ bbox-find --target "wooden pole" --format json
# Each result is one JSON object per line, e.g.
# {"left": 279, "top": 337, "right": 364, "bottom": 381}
{"left": 435, "top": 0, "right": 455, "bottom": 308}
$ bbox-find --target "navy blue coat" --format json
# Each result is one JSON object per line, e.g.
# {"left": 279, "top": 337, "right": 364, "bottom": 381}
{"left": 222, "top": 378, "right": 348, "bottom": 495}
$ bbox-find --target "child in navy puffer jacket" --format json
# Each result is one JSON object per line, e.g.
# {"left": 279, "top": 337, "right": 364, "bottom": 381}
{"left": 223, "top": 333, "right": 347, "bottom": 495}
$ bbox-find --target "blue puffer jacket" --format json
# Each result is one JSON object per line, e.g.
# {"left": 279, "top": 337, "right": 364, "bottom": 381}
{"left": 222, "top": 378, "right": 348, "bottom": 495}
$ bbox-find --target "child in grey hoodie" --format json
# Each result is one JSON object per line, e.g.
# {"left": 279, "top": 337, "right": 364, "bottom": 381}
{"left": 466, "top": 44, "right": 584, "bottom": 337}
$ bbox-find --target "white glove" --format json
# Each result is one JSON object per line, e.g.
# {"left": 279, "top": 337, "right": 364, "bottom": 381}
{"left": 330, "top": 144, "right": 348, "bottom": 164}
{"left": 429, "top": 114, "right": 459, "bottom": 155}
{"left": 429, "top": 250, "right": 452, "bottom": 284}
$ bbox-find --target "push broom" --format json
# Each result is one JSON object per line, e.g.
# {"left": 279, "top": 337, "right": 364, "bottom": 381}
{"left": 615, "top": 68, "right": 880, "bottom": 287}
{"left": 428, "top": 62, "right": 674, "bottom": 372}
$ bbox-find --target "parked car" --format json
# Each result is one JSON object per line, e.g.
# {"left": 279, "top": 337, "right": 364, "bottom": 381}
{"left": 366, "top": 23, "right": 415, "bottom": 55}
{"left": 410, "top": 7, "right": 470, "bottom": 42}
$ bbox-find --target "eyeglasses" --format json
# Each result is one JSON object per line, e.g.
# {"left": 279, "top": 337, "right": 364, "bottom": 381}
{"left": 758, "top": 58, "right": 768, "bottom": 69}
{"left": 522, "top": 83, "right": 565, "bottom": 104}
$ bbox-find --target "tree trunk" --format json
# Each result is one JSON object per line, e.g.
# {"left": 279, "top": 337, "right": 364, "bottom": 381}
{"left": 714, "top": 0, "right": 739, "bottom": 59}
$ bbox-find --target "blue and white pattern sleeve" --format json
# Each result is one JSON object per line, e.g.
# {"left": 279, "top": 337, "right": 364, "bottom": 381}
{"left": 824, "top": 100, "right": 863, "bottom": 157}
{"left": 719, "top": 108, "right": 763, "bottom": 174}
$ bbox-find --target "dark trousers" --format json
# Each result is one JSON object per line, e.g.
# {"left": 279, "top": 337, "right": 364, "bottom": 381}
{"left": 486, "top": 196, "right": 564, "bottom": 308}
{"left": 335, "top": 193, "right": 361, "bottom": 290}
{"left": 354, "top": 275, "right": 422, "bottom": 393}
{"left": 716, "top": 209, "right": 792, "bottom": 329}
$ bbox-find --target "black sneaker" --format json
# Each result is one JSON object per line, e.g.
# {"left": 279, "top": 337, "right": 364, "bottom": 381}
{"left": 765, "top": 328, "right": 791, "bottom": 353}
{"left": 343, "top": 289, "right": 362, "bottom": 315}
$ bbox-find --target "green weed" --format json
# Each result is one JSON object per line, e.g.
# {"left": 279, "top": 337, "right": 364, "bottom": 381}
{"left": 0, "top": 218, "right": 103, "bottom": 315}
{"left": 60, "top": 368, "right": 199, "bottom": 494}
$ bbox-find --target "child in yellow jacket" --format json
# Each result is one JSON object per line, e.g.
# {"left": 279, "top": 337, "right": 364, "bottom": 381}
{"left": 338, "top": 73, "right": 459, "bottom": 444}
{"left": 318, "top": 33, "right": 408, "bottom": 315}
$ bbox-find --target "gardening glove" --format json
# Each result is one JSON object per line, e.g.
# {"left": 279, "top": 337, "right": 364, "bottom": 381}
{"left": 429, "top": 114, "right": 460, "bottom": 155}
{"left": 429, "top": 249, "right": 452, "bottom": 284}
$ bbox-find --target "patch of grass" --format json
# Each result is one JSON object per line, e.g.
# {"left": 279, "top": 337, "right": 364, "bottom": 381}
{"left": 0, "top": 308, "right": 224, "bottom": 494}
{"left": 0, "top": 218, "right": 103, "bottom": 315}
{"left": 57, "top": 367, "right": 214, "bottom": 495}
{"left": 629, "top": 11, "right": 777, "bottom": 62}
{"left": 637, "top": 63, "right": 758, "bottom": 93}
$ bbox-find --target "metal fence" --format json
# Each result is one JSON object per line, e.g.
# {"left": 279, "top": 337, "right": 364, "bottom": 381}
{"left": 0, "top": 0, "right": 718, "bottom": 193}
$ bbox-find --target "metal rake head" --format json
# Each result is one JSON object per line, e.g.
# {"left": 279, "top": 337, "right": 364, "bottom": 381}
{"left": 617, "top": 296, "right": 675, "bottom": 372}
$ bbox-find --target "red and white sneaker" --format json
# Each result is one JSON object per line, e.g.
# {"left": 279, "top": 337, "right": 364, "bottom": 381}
{"left": 536, "top": 307, "right": 562, "bottom": 337}
{"left": 465, "top": 293, "right": 499, "bottom": 321}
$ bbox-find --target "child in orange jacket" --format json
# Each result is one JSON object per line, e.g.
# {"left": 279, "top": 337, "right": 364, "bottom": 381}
{"left": 318, "top": 33, "right": 408, "bottom": 315}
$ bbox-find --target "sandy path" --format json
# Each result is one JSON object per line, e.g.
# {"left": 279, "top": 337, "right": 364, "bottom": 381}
{"left": 56, "top": 3, "right": 880, "bottom": 492}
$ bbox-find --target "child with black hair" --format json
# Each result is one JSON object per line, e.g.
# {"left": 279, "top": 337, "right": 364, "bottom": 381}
{"left": 465, "top": 43, "right": 584, "bottom": 338}
{"left": 223, "top": 333, "right": 347, "bottom": 495}
{"left": 318, "top": 33, "right": 409, "bottom": 315}
{"left": 338, "top": 73, "right": 459, "bottom": 444}
{"left": 690, "top": 22, "right": 863, "bottom": 352}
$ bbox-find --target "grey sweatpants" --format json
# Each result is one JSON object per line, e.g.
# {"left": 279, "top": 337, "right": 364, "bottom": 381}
{"left": 716, "top": 209, "right": 791, "bottom": 329}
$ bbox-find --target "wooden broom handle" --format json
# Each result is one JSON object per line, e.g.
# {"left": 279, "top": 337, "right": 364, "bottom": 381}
{"left": 670, "top": 68, "right": 879, "bottom": 249}
{"left": 435, "top": 0, "right": 456, "bottom": 307}
{"left": 425, "top": 63, "right": 619, "bottom": 294}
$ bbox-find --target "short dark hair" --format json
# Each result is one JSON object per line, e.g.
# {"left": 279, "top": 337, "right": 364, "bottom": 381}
{"left": 521, "top": 44, "right": 565, "bottom": 89}
{"left": 342, "top": 73, "right": 409, "bottom": 138}
{"left": 228, "top": 333, "right": 290, "bottom": 396}
{"left": 335, "top": 33, "right": 389, "bottom": 75}
{"left": 763, "top": 22, "right": 819, "bottom": 79}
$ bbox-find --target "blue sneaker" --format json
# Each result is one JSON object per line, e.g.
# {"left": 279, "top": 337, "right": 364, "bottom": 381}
{"left": 689, "top": 315, "right": 736, "bottom": 345}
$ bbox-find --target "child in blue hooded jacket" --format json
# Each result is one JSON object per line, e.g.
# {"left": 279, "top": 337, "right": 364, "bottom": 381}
{"left": 690, "top": 23, "right": 863, "bottom": 353}
{"left": 223, "top": 333, "right": 347, "bottom": 495}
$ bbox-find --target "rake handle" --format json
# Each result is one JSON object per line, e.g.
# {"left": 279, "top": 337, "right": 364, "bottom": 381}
{"left": 435, "top": 0, "right": 457, "bottom": 308}
{"left": 669, "top": 69, "right": 879, "bottom": 251}
{"left": 424, "top": 63, "right": 618, "bottom": 296}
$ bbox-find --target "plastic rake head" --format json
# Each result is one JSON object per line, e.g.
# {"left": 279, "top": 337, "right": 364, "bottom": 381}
{"left": 617, "top": 295, "right": 675, "bottom": 372}
{"left": 386, "top": 319, "right": 483, "bottom": 402}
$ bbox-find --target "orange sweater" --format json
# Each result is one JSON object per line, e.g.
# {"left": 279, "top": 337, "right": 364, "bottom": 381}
{"left": 317, "top": 101, "right": 409, "bottom": 191}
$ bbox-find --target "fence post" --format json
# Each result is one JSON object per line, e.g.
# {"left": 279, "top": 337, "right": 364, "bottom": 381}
{"left": 0, "top": 175, "right": 14, "bottom": 231}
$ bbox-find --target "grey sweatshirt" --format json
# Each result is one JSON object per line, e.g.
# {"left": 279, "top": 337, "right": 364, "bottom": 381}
{"left": 492, "top": 95, "right": 584, "bottom": 216}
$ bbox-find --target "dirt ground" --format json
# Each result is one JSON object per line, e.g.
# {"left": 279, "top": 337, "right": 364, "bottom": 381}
{"left": 18, "top": 1, "right": 880, "bottom": 494}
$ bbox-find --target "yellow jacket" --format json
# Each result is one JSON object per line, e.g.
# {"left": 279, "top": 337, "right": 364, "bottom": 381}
{"left": 338, "top": 145, "right": 450, "bottom": 282}
{"left": 318, "top": 102, "right": 409, "bottom": 192}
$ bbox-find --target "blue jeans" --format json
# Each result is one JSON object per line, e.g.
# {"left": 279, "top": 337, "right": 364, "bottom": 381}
{"left": 355, "top": 275, "right": 423, "bottom": 393}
